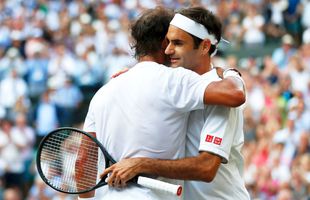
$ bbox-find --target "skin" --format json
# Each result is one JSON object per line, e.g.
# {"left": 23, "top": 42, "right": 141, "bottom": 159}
{"left": 166, "top": 25, "right": 245, "bottom": 106}
{"left": 101, "top": 23, "right": 245, "bottom": 188}
{"left": 165, "top": 25, "right": 212, "bottom": 74}
{"left": 77, "top": 132, "right": 97, "bottom": 198}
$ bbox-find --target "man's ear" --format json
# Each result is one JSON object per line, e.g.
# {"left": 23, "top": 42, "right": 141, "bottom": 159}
{"left": 201, "top": 39, "right": 211, "bottom": 55}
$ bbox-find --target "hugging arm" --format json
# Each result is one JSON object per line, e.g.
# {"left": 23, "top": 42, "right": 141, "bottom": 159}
{"left": 101, "top": 105, "right": 230, "bottom": 188}
{"left": 203, "top": 68, "right": 245, "bottom": 107}
{"left": 101, "top": 152, "right": 221, "bottom": 188}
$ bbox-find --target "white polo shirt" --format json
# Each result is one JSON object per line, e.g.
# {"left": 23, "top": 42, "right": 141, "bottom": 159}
{"left": 185, "top": 69, "right": 250, "bottom": 200}
{"left": 83, "top": 61, "right": 211, "bottom": 200}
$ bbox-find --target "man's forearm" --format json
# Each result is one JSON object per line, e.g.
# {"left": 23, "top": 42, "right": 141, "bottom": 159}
{"left": 138, "top": 152, "right": 221, "bottom": 182}
{"left": 78, "top": 192, "right": 95, "bottom": 199}
{"left": 203, "top": 76, "right": 245, "bottom": 107}
{"left": 76, "top": 132, "right": 97, "bottom": 198}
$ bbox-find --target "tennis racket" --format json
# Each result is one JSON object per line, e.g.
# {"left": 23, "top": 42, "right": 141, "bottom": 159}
{"left": 36, "top": 127, "right": 182, "bottom": 196}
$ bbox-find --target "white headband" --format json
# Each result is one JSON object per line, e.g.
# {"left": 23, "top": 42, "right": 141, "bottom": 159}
{"left": 170, "top": 13, "right": 218, "bottom": 45}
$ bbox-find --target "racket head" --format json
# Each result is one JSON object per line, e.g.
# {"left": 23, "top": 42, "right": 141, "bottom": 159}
{"left": 36, "top": 127, "right": 112, "bottom": 194}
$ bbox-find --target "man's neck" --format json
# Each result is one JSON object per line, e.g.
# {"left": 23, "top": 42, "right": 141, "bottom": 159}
{"left": 195, "top": 63, "right": 212, "bottom": 75}
{"left": 138, "top": 52, "right": 164, "bottom": 64}
{"left": 139, "top": 55, "right": 156, "bottom": 62}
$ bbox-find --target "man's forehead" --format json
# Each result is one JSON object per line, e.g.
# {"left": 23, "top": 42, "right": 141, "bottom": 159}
{"left": 167, "top": 25, "right": 192, "bottom": 39}
{"left": 169, "top": 13, "right": 218, "bottom": 45}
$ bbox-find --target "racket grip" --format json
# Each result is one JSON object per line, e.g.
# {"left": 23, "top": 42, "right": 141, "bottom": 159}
{"left": 137, "top": 176, "right": 182, "bottom": 196}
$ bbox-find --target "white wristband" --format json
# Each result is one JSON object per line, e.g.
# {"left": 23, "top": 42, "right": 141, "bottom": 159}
{"left": 223, "top": 68, "right": 241, "bottom": 78}
{"left": 223, "top": 68, "right": 246, "bottom": 89}
{"left": 78, "top": 197, "right": 95, "bottom": 200}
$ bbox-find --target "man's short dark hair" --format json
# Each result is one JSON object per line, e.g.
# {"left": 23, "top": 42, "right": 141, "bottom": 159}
{"left": 177, "top": 7, "right": 222, "bottom": 56}
{"left": 130, "top": 7, "right": 174, "bottom": 59}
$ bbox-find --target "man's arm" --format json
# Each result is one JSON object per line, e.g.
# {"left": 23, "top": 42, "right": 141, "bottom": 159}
{"left": 203, "top": 69, "right": 245, "bottom": 107}
{"left": 111, "top": 67, "right": 245, "bottom": 107}
{"left": 101, "top": 104, "right": 232, "bottom": 188}
{"left": 76, "top": 132, "right": 97, "bottom": 199}
{"left": 101, "top": 152, "right": 221, "bottom": 187}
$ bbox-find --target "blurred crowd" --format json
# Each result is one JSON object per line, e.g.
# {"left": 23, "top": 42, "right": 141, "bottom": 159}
{"left": 0, "top": 0, "right": 309, "bottom": 200}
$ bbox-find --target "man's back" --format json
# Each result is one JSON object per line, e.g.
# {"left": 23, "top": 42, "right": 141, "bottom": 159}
{"left": 83, "top": 61, "right": 209, "bottom": 199}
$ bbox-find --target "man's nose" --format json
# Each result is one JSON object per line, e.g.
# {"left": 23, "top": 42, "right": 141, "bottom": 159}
{"left": 165, "top": 43, "right": 174, "bottom": 55}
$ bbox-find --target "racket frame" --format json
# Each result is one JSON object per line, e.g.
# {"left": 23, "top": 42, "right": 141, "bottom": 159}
{"left": 37, "top": 127, "right": 183, "bottom": 196}
{"left": 36, "top": 127, "right": 115, "bottom": 194}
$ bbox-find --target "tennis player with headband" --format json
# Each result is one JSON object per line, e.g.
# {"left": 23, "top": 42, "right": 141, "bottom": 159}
{"left": 103, "top": 7, "right": 250, "bottom": 200}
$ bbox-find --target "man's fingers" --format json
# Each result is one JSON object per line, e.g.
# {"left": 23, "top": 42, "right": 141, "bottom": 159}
{"left": 100, "top": 166, "right": 113, "bottom": 179}
{"left": 114, "top": 173, "right": 121, "bottom": 188}
{"left": 107, "top": 171, "right": 116, "bottom": 187}
{"left": 215, "top": 67, "right": 224, "bottom": 79}
{"left": 120, "top": 179, "right": 127, "bottom": 188}
{"left": 111, "top": 68, "right": 129, "bottom": 78}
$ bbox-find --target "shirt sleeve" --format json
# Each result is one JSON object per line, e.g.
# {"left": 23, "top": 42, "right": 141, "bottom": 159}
{"left": 164, "top": 67, "right": 212, "bottom": 112}
{"left": 199, "top": 106, "right": 234, "bottom": 163}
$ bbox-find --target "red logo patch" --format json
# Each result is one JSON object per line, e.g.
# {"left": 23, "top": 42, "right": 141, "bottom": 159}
{"left": 214, "top": 137, "right": 222, "bottom": 145}
{"left": 205, "top": 135, "right": 214, "bottom": 143}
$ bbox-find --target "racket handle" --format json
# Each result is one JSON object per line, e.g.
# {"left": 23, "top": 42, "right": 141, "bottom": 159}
{"left": 137, "top": 176, "right": 182, "bottom": 196}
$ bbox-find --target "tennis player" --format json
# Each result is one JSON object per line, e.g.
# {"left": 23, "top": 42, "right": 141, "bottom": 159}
{"left": 102, "top": 7, "right": 250, "bottom": 200}
{"left": 80, "top": 7, "right": 245, "bottom": 200}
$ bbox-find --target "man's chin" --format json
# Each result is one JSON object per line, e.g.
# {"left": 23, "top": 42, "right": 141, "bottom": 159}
{"left": 169, "top": 63, "right": 181, "bottom": 68}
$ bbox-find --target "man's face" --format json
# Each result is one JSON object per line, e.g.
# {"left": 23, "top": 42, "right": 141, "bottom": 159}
{"left": 165, "top": 25, "right": 202, "bottom": 70}
{"left": 159, "top": 38, "right": 171, "bottom": 66}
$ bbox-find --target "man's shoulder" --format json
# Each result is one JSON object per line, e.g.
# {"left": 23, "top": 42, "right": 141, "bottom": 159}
{"left": 201, "top": 68, "right": 221, "bottom": 81}
{"left": 133, "top": 61, "right": 200, "bottom": 78}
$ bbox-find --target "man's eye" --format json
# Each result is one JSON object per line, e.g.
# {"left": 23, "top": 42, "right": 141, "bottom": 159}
{"left": 174, "top": 41, "right": 182, "bottom": 46}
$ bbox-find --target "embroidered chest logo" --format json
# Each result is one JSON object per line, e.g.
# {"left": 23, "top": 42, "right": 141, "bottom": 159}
{"left": 214, "top": 137, "right": 222, "bottom": 145}
{"left": 205, "top": 134, "right": 222, "bottom": 145}
{"left": 205, "top": 135, "right": 214, "bottom": 143}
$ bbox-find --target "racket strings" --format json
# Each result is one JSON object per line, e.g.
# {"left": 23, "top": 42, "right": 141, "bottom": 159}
{"left": 39, "top": 130, "right": 103, "bottom": 193}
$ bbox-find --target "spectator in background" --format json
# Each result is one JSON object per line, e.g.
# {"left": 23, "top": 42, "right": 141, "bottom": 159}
{"left": 3, "top": 187, "right": 22, "bottom": 200}
{"left": 276, "top": 188, "right": 293, "bottom": 200}
{"left": 10, "top": 113, "right": 35, "bottom": 194}
{"left": 288, "top": 55, "right": 310, "bottom": 94}
{"left": 274, "top": 106, "right": 299, "bottom": 166}
{"left": 102, "top": 17, "right": 136, "bottom": 81}
{"left": 283, "top": 0, "right": 302, "bottom": 43}
{"left": 51, "top": 76, "right": 83, "bottom": 127}
{"left": 241, "top": 3, "right": 265, "bottom": 48}
{"left": 9, "top": 29, "right": 25, "bottom": 58}
{"left": 224, "top": 14, "right": 243, "bottom": 48}
{"left": 0, "top": 47, "right": 26, "bottom": 81}
{"left": 0, "top": 118, "right": 24, "bottom": 190}
{"left": 290, "top": 95, "right": 310, "bottom": 133}
{"left": 272, "top": 34, "right": 297, "bottom": 70}
{"left": 33, "top": 90, "right": 59, "bottom": 148}
{"left": 47, "top": 42, "right": 77, "bottom": 89}
{"left": 243, "top": 70, "right": 265, "bottom": 122}
{"left": 301, "top": 0, "right": 310, "bottom": 29}
{"left": 290, "top": 154, "right": 310, "bottom": 199}
{"left": 264, "top": 0, "right": 288, "bottom": 39}
{"left": 27, "top": 176, "right": 54, "bottom": 200}
{"left": 0, "top": 119, "right": 10, "bottom": 177}
{"left": 24, "top": 38, "right": 49, "bottom": 103}
{"left": 103, "top": 47, "right": 136, "bottom": 82}
{"left": 27, "top": 174, "right": 75, "bottom": 200}
{"left": 0, "top": 19, "right": 11, "bottom": 49}
{"left": 301, "top": 28, "right": 310, "bottom": 71}
{"left": 74, "top": 47, "right": 105, "bottom": 92}
{"left": 0, "top": 68, "right": 28, "bottom": 120}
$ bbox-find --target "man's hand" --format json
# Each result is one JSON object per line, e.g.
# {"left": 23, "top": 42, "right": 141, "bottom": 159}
{"left": 100, "top": 158, "right": 144, "bottom": 188}
{"left": 214, "top": 67, "right": 224, "bottom": 79}
{"left": 111, "top": 68, "right": 129, "bottom": 78}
